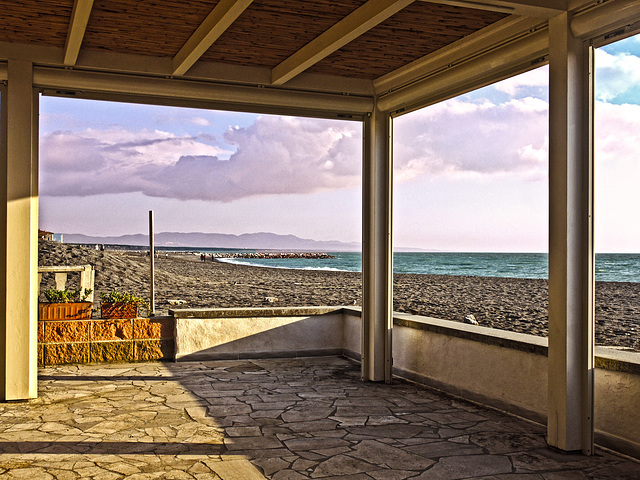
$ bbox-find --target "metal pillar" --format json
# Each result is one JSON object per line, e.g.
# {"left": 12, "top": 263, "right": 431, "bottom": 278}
{"left": 0, "top": 59, "right": 39, "bottom": 400}
{"left": 361, "top": 105, "right": 393, "bottom": 383}
{"left": 547, "top": 12, "right": 595, "bottom": 454}
{"left": 149, "top": 210, "right": 155, "bottom": 317}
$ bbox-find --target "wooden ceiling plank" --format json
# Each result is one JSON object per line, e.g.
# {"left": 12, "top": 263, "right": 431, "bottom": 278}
{"left": 64, "top": 0, "right": 94, "bottom": 66}
{"left": 374, "top": 15, "right": 545, "bottom": 93}
{"left": 418, "top": 0, "right": 566, "bottom": 17}
{"left": 172, "top": 0, "right": 253, "bottom": 76}
{"left": 271, "top": 0, "right": 415, "bottom": 86}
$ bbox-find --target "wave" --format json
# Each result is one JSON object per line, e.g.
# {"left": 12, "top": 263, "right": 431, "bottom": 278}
{"left": 216, "top": 257, "right": 351, "bottom": 272}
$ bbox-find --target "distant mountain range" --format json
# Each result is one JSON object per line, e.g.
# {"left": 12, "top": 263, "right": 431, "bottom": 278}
{"left": 62, "top": 231, "right": 431, "bottom": 252}
{"left": 63, "top": 231, "right": 363, "bottom": 252}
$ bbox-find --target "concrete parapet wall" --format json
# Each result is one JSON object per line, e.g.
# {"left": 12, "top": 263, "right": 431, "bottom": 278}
{"left": 171, "top": 306, "right": 345, "bottom": 361}
{"left": 387, "top": 313, "right": 640, "bottom": 459}
{"left": 390, "top": 313, "right": 548, "bottom": 424}
{"left": 38, "top": 316, "right": 174, "bottom": 365}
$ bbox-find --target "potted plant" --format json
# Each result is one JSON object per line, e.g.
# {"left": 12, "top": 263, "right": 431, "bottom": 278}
{"left": 39, "top": 287, "right": 93, "bottom": 320}
{"left": 100, "top": 289, "right": 149, "bottom": 319}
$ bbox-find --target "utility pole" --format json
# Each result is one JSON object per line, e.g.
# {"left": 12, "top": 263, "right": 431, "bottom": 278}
{"left": 149, "top": 210, "right": 155, "bottom": 317}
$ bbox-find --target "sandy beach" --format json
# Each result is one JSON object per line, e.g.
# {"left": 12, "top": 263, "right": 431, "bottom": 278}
{"left": 38, "top": 240, "right": 639, "bottom": 351}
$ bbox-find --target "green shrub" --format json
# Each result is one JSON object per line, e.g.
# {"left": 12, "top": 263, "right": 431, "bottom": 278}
{"left": 43, "top": 287, "right": 92, "bottom": 303}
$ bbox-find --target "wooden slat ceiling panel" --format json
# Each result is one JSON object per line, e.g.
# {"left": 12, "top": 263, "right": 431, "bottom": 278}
{"left": 308, "top": 3, "right": 507, "bottom": 79}
{"left": 199, "top": 0, "right": 369, "bottom": 68}
{"left": 0, "top": 0, "right": 507, "bottom": 82}
{"left": 81, "top": 0, "right": 222, "bottom": 57}
{"left": 0, "top": 0, "right": 74, "bottom": 48}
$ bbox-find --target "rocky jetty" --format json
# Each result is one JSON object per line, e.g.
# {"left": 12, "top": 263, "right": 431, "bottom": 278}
{"left": 209, "top": 252, "right": 336, "bottom": 259}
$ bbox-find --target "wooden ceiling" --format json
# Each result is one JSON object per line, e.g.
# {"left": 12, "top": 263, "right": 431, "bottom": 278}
{"left": 0, "top": 0, "right": 515, "bottom": 83}
{"left": 7, "top": 0, "right": 621, "bottom": 117}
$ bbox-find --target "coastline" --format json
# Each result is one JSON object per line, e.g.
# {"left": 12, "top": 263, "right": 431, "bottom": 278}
{"left": 38, "top": 240, "right": 640, "bottom": 352}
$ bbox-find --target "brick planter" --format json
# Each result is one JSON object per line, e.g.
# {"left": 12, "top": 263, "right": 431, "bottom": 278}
{"left": 39, "top": 302, "right": 92, "bottom": 320}
{"left": 38, "top": 316, "right": 175, "bottom": 366}
{"left": 101, "top": 302, "right": 139, "bottom": 319}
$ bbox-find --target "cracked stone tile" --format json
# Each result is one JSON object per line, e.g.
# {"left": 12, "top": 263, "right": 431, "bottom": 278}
{"left": 271, "top": 470, "right": 307, "bottom": 480}
{"left": 311, "top": 446, "right": 352, "bottom": 456}
{"left": 348, "top": 439, "right": 435, "bottom": 471}
{"left": 0, "top": 358, "right": 636, "bottom": 480}
{"left": 328, "top": 416, "right": 367, "bottom": 427}
{"left": 540, "top": 473, "right": 589, "bottom": 479}
{"left": 283, "top": 437, "right": 349, "bottom": 452}
{"left": 472, "top": 475, "right": 545, "bottom": 479}
{"left": 335, "top": 406, "right": 391, "bottom": 417}
{"left": 368, "top": 469, "right": 423, "bottom": 479}
{"left": 224, "top": 436, "right": 284, "bottom": 451}
{"left": 413, "top": 454, "right": 513, "bottom": 479}
{"left": 578, "top": 462, "right": 640, "bottom": 479}
{"left": 366, "top": 415, "right": 409, "bottom": 426}
{"left": 250, "top": 410, "right": 285, "bottom": 419}
{"left": 251, "top": 457, "right": 291, "bottom": 477}
{"left": 345, "top": 424, "right": 426, "bottom": 439}
{"left": 207, "top": 405, "right": 252, "bottom": 417}
{"left": 291, "top": 457, "right": 317, "bottom": 472}
{"left": 310, "top": 453, "right": 378, "bottom": 478}
{"left": 510, "top": 451, "right": 615, "bottom": 474}
{"left": 470, "top": 431, "right": 548, "bottom": 454}
{"left": 280, "top": 420, "right": 339, "bottom": 433}
{"left": 406, "top": 440, "right": 485, "bottom": 458}
{"left": 281, "top": 408, "right": 334, "bottom": 423}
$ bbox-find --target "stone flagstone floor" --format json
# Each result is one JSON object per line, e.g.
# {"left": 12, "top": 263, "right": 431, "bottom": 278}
{"left": 0, "top": 356, "right": 639, "bottom": 479}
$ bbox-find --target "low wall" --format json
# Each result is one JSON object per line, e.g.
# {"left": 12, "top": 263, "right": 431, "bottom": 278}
{"left": 38, "top": 316, "right": 174, "bottom": 365}
{"left": 171, "top": 306, "right": 345, "bottom": 361}
{"left": 391, "top": 313, "right": 548, "bottom": 423}
{"left": 165, "top": 306, "right": 640, "bottom": 458}
{"left": 388, "top": 313, "right": 640, "bottom": 459}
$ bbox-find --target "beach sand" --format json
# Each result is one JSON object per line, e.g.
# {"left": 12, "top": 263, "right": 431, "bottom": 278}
{"left": 38, "top": 240, "right": 640, "bottom": 351}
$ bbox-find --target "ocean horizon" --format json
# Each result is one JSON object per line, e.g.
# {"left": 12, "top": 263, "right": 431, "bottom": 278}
{"left": 210, "top": 251, "right": 640, "bottom": 283}
{"left": 85, "top": 243, "right": 640, "bottom": 283}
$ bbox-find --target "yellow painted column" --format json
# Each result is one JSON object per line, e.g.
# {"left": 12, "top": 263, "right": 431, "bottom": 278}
{"left": 547, "top": 13, "right": 595, "bottom": 454}
{"left": 0, "top": 59, "right": 39, "bottom": 400}
{"left": 362, "top": 105, "right": 393, "bottom": 383}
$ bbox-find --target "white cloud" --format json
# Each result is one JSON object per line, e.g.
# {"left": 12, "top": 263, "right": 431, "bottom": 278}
{"left": 595, "top": 49, "right": 640, "bottom": 101}
{"left": 40, "top": 117, "right": 362, "bottom": 201}
{"left": 191, "top": 117, "right": 211, "bottom": 126}
{"left": 493, "top": 66, "right": 548, "bottom": 96}
{"left": 595, "top": 101, "right": 640, "bottom": 165}
{"left": 394, "top": 96, "right": 548, "bottom": 181}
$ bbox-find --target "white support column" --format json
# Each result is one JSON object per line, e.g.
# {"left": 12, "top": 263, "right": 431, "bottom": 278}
{"left": 0, "top": 59, "right": 39, "bottom": 401}
{"left": 547, "top": 13, "right": 595, "bottom": 454}
{"left": 362, "top": 105, "right": 393, "bottom": 383}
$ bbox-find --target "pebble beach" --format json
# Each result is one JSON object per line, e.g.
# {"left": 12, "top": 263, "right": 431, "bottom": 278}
{"left": 38, "top": 240, "right": 640, "bottom": 351}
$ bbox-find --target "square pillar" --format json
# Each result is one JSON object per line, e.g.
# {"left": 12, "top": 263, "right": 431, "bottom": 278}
{"left": 547, "top": 13, "right": 595, "bottom": 454}
{"left": 362, "top": 106, "right": 393, "bottom": 383}
{"left": 0, "top": 60, "right": 39, "bottom": 400}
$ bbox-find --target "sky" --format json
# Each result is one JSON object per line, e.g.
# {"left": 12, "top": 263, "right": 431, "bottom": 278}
{"left": 38, "top": 34, "right": 640, "bottom": 252}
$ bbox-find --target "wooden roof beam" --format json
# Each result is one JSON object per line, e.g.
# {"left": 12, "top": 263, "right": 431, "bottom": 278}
{"left": 374, "top": 15, "right": 546, "bottom": 94}
{"left": 63, "top": 0, "right": 94, "bottom": 66}
{"left": 271, "top": 0, "right": 415, "bottom": 86}
{"left": 172, "top": 0, "right": 253, "bottom": 76}
{"left": 418, "top": 0, "right": 566, "bottom": 17}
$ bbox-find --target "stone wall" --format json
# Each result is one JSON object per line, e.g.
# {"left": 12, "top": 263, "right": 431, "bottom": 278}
{"left": 38, "top": 316, "right": 174, "bottom": 365}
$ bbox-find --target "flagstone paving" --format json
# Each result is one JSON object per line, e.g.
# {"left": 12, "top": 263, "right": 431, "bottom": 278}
{"left": 0, "top": 356, "right": 638, "bottom": 479}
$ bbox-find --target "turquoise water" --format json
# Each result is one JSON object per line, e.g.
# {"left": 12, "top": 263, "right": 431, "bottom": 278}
{"left": 215, "top": 251, "right": 640, "bottom": 283}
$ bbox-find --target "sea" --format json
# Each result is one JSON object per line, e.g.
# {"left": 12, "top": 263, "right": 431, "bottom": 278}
{"left": 163, "top": 249, "right": 640, "bottom": 283}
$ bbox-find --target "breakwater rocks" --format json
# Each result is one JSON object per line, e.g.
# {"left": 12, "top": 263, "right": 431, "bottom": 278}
{"left": 207, "top": 252, "right": 336, "bottom": 259}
